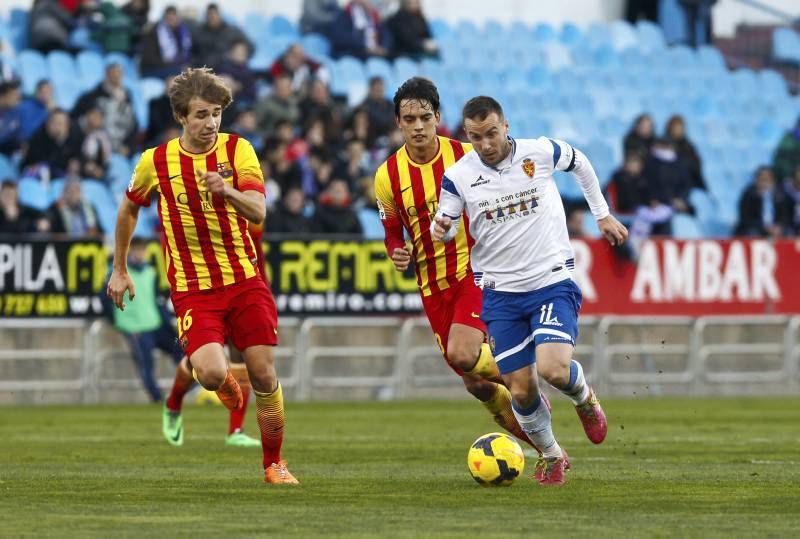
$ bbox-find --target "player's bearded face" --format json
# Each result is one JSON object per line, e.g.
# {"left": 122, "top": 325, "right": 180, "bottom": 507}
{"left": 180, "top": 97, "right": 222, "bottom": 149}
{"left": 396, "top": 99, "right": 440, "bottom": 150}
{"left": 463, "top": 113, "right": 510, "bottom": 166}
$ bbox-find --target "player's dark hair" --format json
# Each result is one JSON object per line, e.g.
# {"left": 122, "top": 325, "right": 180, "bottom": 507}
{"left": 168, "top": 67, "right": 232, "bottom": 119}
{"left": 462, "top": 96, "right": 504, "bottom": 122}
{"left": 393, "top": 77, "right": 439, "bottom": 117}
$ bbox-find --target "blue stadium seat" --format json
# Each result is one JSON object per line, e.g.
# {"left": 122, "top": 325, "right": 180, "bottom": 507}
{"left": 18, "top": 49, "right": 48, "bottom": 95}
{"left": 696, "top": 45, "right": 726, "bottom": 71}
{"left": 393, "top": 57, "right": 420, "bottom": 83}
{"left": 242, "top": 13, "right": 269, "bottom": 43}
{"left": 758, "top": 69, "right": 788, "bottom": 99}
{"left": 583, "top": 211, "right": 602, "bottom": 238}
{"left": 18, "top": 178, "right": 49, "bottom": 211}
{"left": 54, "top": 78, "right": 83, "bottom": 110}
{"left": 635, "top": 20, "right": 666, "bottom": 51}
{"left": 428, "top": 19, "right": 452, "bottom": 40}
{"left": 455, "top": 20, "right": 480, "bottom": 40}
{"left": 109, "top": 153, "right": 133, "bottom": 185}
{"left": 668, "top": 45, "right": 696, "bottom": 68}
{"left": 608, "top": 20, "right": 638, "bottom": 51}
{"left": 0, "top": 154, "right": 18, "bottom": 181}
{"left": 357, "top": 208, "right": 383, "bottom": 240}
{"left": 559, "top": 22, "right": 583, "bottom": 47}
{"left": 269, "top": 15, "right": 299, "bottom": 39}
{"left": 542, "top": 42, "right": 573, "bottom": 69}
{"left": 77, "top": 50, "right": 105, "bottom": 90}
{"left": 533, "top": 22, "right": 557, "bottom": 43}
{"left": 730, "top": 68, "right": 759, "bottom": 97}
{"left": 773, "top": 27, "right": 800, "bottom": 63}
{"left": 301, "top": 33, "right": 331, "bottom": 60}
{"left": 139, "top": 77, "right": 165, "bottom": 104}
{"left": 671, "top": 214, "right": 704, "bottom": 239}
{"left": 365, "top": 57, "right": 393, "bottom": 81}
{"left": 591, "top": 45, "right": 622, "bottom": 69}
{"left": 104, "top": 52, "right": 139, "bottom": 83}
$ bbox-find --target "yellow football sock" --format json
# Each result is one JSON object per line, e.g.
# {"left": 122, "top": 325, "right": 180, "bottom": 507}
{"left": 466, "top": 343, "right": 500, "bottom": 379}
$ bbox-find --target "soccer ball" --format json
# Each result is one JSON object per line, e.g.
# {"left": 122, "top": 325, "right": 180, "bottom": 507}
{"left": 467, "top": 432, "right": 525, "bottom": 486}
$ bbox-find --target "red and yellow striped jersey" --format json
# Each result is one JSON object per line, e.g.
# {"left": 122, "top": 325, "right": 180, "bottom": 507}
{"left": 126, "top": 133, "right": 264, "bottom": 293}
{"left": 374, "top": 136, "right": 473, "bottom": 296}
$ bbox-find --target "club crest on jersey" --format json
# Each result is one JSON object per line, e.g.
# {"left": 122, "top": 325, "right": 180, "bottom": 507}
{"left": 216, "top": 161, "right": 234, "bottom": 178}
{"left": 522, "top": 158, "right": 535, "bottom": 178}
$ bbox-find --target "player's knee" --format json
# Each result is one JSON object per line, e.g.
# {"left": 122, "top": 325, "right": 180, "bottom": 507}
{"left": 447, "top": 341, "right": 481, "bottom": 372}
{"left": 537, "top": 361, "right": 570, "bottom": 388}
{"left": 195, "top": 365, "right": 226, "bottom": 390}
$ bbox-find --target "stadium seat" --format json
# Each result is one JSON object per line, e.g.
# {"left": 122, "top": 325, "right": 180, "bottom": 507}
{"left": 393, "top": 57, "right": 420, "bottom": 82}
{"left": 608, "top": 20, "right": 638, "bottom": 51}
{"left": 77, "top": 50, "right": 105, "bottom": 90}
{"left": 560, "top": 22, "right": 583, "bottom": 47}
{"left": 696, "top": 45, "right": 726, "bottom": 71}
{"left": 301, "top": 33, "right": 331, "bottom": 60}
{"left": 139, "top": 77, "right": 166, "bottom": 104}
{"left": 542, "top": 42, "right": 573, "bottom": 69}
{"left": 18, "top": 178, "right": 49, "bottom": 211}
{"left": 671, "top": 214, "right": 704, "bottom": 239}
{"left": 533, "top": 22, "right": 557, "bottom": 43}
{"left": 582, "top": 211, "right": 602, "bottom": 238}
{"left": 635, "top": 20, "right": 666, "bottom": 51}
{"left": 109, "top": 153, "right": 133, "bottom": 185}
{"left": 47, "top": 50, "right": 76, "bottom": 84}
{"left": 428, "top": 19, "right": 453, "bottom": 40}
{"left": 0, "top": 154, "right": 18, "bottom": 181}
{"left": 668, "top": 45, "right": 696, "bottom": 68}
{"left": 242, "top": 13, "right": 269, "bottom": 43}
{"left": 365, "top": 57, "right": 393, "bottom": 81}
{"left": 105, "top": 52, "right": 139, "bottom": 83}
{"left": 17, "top": 49, "right": 48, "bottom": 95}
{"left": 758, "top": 69, "right": 788, "bottom": 99}
{"left": 357, "top": 208, "right": 383, "bottom": 240}
{"left": 269, "top": 15, "right": 299, "bottom": 39}
{"left": 772, "top": 27, "right": 800, "bottom": 63}
{"left": 54, "top": 78, "right": 83, "bottom": 110}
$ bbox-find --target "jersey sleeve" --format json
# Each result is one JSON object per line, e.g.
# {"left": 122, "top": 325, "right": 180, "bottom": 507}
{"left": 374, "top": 163, "right": 407, "bottom": 255}
{"left": 234, "top": 137, "right": 265, "bottom": 195}
{"left": 547, "top": 138, "right": 578, "bottom": 173}
{"left": 125, "top": 148, "right": 157, "bottom": 207}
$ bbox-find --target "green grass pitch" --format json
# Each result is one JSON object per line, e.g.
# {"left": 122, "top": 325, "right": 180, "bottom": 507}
{"left": 1, "top": 397, "right": 798, "bottom": 537}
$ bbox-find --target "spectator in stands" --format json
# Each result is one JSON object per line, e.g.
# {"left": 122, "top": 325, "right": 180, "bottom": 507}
{"left": 783, "top": 165, "right": 800, "bottom": 235}
{"left": 93, "top": 1, "right": 137, "bottom": 54}
{"left": 46, "top": 177, "right": 103, "bottom": 237}
{"left": 145, "top": 76, "right": 178, "bottom": 147}
{"left": 121, "top": 0, "right": 151, "bottom": 53}
{"left": 263, "top": 137, "right": 303, "bottom": 195}
{"left": 623, "top": 113, "right": 655, "bottom": 162}
{"left": 28, "top": 0, "right": 75, "bottom": 53}
{"left": 679, "top": 0, "right": 717, "bottom": 48}
{"left": 0, "top": 180, "right": 50, "bottom": 234}
{"left": 230, "top": 108, "right": 263, "bottom": 154}
{"left": 269, "top": 44, "right": 329, "bottom": 93}
{"left": 0, "top": 79, "right": 24, "bottom": 156}
{"left": 109, "top": 236, "right": 183, "bottom": 403}
{"left": 267, "top": 186, "right": 315, "bottom": 234}
{"left": 359, "top": 77, "right": 394, "bottom": 146}
{"left": 329, "top": 0, "right": 391, "bottom": 60}
{"left": 334, "top": 138, "right": 369, "bottom": 194}
{"left": 78, "top": 106, "right": 113, "bottom": 181}
{"left": 18, "top": 80, "right": 57, "bottom": 141}
{"left": 192, "top": 4, "right": 252, "bottom": 68}
{"left": 387, "top": 0, "right": 439, "bottom": 60}
{"left": 73, "top": 63, "right": 138, "bottom": 156}
{"left": 313, "top": 178, "right": 363, "bottom": 235}
{"left": 21, "top": 109, "right": 83, "bottom": 178}
{"left": 255, "top": 74, "right": 300, "bottom": 138}
{"left": 300, "top": 0, "right": 339, "bottom": 35}
{"left": 140, "top": 6, "right": 193, "bottom": 78}
{"left": 299, "top": 79, "right": 342, "bottom": 146}
{"left": 214, "top": 40, "right": 259, "bottom": 107}
{"left": 606, "top": 152, "right": 650, "bottom": 217}
{"left": 0, "top": 40, "right": 14, "bottom": 82}
{"left": 772, "top": 115, "right": 800, "bottom": 183}
{"left": 566, "top": 206, "right": 587, "bottom": 239}
{"left": 665, "top": 114, "right": 705, "bottom": 190}
{"left": 343, "top": 107, "right": 371, "bottom": 145}
{"left": 735, "top": 166, "right": 792, "bottom": 238}
{"left": 625, "top": 0, "right": 659, "bottom": 23}
{"left": 643, "top": 138, "right": 694, "bottom": 222}
{"left": 308, "top": 146, "right": 334, "bottom": 196}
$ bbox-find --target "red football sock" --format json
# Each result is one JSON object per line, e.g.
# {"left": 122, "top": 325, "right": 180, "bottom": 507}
{"left": 165, "top": 357, "right": 195, "bottom": 412}
{"left": 256, "top": 383, "right": 285, "bottom": 468}
{"left": 229, "top": 363, "right": 251, "bottom": 434}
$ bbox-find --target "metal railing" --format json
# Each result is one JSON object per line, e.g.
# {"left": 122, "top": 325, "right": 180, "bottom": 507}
{"left": 1, "top": 315, "right": 799, "bottom": 403}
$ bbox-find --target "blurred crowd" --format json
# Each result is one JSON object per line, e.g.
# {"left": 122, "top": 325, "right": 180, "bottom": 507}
{"left": 1, "top": 0, "right": 799, "bottom": 244}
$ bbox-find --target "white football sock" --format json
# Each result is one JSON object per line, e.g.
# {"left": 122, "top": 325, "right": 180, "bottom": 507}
{"left": 512, "top": 397, "right": 562, "bottom": 459}
{"left": 559, "top": 359, "right": 590, "bottom": 406}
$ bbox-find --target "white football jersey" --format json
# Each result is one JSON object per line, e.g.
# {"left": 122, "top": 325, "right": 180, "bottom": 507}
{"left": 435, "top": 137, "right": 609, "bottom": 293}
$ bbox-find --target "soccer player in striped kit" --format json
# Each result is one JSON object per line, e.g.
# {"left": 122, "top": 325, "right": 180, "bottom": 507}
{"left": 374, "top": 78, "right": 537, "bottom": 451}
{"left": 108, "top": 67, "right": 297, "bottom": 484}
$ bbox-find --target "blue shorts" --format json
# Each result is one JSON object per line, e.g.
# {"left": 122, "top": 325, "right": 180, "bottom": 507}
{"left": 481, "top": 279, "right": 582, "bottom": 375}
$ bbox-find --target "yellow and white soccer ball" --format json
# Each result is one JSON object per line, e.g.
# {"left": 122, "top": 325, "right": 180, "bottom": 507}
{"left": 467, "top": 432, "right": 525, "bottom": 486}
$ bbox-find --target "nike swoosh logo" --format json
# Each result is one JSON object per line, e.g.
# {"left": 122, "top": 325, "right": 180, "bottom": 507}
{"left": 167, "top": 173, "right": 183, "bottom": 181}
{"left": 471, "top": 312, "right": 480, "bottom": 318}
{"left": 170, "top": 427, "right": 182, "bottom": 443}
{"left": 400, "top": 185, "right": 412, "bottom": 193}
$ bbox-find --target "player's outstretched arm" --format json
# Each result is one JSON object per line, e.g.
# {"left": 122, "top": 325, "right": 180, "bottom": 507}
{"left": 202, "top": 170, "right": 266, "bottom": 224}
{"left": 107, "top": 198, "right": 140, "bottom": 311}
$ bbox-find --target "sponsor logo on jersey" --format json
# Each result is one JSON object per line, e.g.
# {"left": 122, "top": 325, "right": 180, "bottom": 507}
{"left": 522, "top": 158, "right": 535, "bottom": 178}
{"left": 470, "top": 175, "right": 491, "bottom": 187}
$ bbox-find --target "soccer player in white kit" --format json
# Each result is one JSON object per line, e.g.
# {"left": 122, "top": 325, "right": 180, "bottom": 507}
{"left": 432, "top": 96, "right": 628, "bottom": 485}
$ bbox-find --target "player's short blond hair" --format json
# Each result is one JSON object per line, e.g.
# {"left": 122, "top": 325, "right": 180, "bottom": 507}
{"left": 168, "top": 67, "right": 232, "bottom": 119}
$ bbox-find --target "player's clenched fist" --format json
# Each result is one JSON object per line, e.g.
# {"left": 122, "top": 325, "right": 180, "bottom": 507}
{"left": 391, "top": 247, "right": 411, "bottom": 271}
{"left": 431, "top": 215, "right": 451, "bottom": 242}
{"left": 199, "top": 170, "right": 228, "bottom": 197}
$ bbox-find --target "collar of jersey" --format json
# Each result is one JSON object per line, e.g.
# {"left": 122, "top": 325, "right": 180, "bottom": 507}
{"left": 402, "top": 135, "right": 442, "bottom": 166}
{"left": 478, "top": 136, "right": 516, "bottom": 171}
{"left": 177, "top": 134, "right": 221, "bottom": 156}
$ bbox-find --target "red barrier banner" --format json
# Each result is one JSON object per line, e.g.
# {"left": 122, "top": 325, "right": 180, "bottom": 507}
{"left": 572, "top": 238, "right": 800, "bottom": 315}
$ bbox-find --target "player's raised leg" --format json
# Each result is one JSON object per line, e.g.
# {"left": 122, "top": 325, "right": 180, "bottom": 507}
{"left": 536, "top": 344, "right": 607, "bottom": 444}
{"left": 162, "top": 355, "right": 194, "bottom": 446}
{"left": 224, "top": 350, "right": 261, "bottom": 447}
{"left": 190, "top": 343, "right": 243, "bottom": 411}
